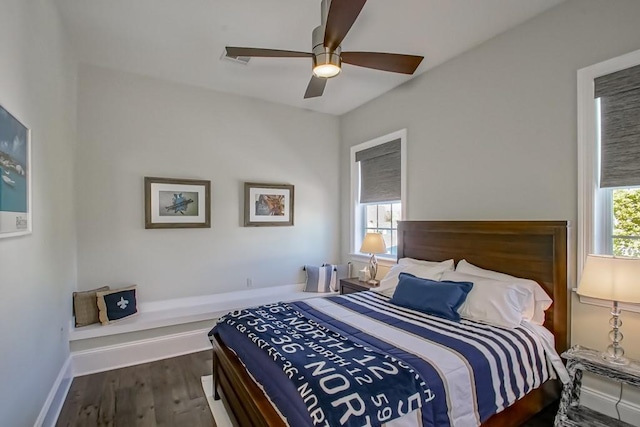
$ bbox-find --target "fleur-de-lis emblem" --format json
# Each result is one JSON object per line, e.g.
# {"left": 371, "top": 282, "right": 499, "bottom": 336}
{"left": 117, "top": 297, "right": 129, "bottom": 310}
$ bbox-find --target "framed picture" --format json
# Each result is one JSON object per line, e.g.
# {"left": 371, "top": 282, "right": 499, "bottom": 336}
{"left": 244, "top": 182, "right": 294, "bottom": 227}
{"left": 0, "top": 104, "right": 31, "bottom": 238}
{"left": 144, "top": 177, "right": 211, "bottom": 229}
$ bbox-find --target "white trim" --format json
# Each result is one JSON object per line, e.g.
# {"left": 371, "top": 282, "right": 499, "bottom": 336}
{"left": 581, "top": 385, "right": 640, "bottom": 426}
{"left": 577, "top": 293, "right": 640, "bottom": 314}
{"left": 34, "top": 356, "right": 73, "bottom": 427}
{"left": 349, "top": 129, "right": 407, "bottom": 256}
{"left": 400, "top": 130, "right": 407, "bottom": 219}
{"left": 577, "top": 48, "right": 640, "bottom": 314}
{"left": 72, "top": 328, "right": 213, "bottom": 377}
{"left": 349, "top": 253, "right": 397, "bottom": 268}
{"left": 69, "top": 283, "right": 317, "bottom": 341}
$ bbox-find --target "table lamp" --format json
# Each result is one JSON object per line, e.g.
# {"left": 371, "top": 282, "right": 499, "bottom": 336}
{"left": 577, "top": 254, "right": 640, "bottom": 365}
{"left": 360, "top": 232, "right": 387, "bottom": 285}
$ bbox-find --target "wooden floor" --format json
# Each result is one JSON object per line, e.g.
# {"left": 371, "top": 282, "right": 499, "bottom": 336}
{"left": 56, "top": 350, "right": 558, "bottom": 427}
{"left": 56, "top": 351, "right": 215, "bottom": 427}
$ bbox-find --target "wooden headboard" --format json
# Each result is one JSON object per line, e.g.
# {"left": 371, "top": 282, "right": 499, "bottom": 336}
{"left": 397, "top": 221, "right": 569, "bottom": 353}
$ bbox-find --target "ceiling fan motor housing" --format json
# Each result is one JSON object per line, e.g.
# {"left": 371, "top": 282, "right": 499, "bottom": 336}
{"left": 312, "top": 25, "right": 341, "bottom": 77}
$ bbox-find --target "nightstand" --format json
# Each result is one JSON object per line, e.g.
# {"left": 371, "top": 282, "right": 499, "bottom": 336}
{"left": 339, "top": 278, "right": 377, "bottom": 295}
{"left": 555, "top": 345, "right": 640, "bottom": 427}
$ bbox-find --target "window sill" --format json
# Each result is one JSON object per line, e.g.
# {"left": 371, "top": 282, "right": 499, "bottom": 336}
{"left": 573, "top": 288, "right": 640, "bottom": 314}
{"left": 349, "top": 253, "right": 397, "bottom": 268}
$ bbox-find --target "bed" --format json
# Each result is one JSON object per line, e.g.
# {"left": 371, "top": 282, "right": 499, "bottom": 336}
{"left": 210, "top": 220, "right": 569, "bottom": 426}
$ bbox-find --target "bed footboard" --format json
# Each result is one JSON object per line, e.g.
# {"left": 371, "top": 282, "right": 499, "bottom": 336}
{"left": 212, "top": 332, "right": 285, "bottom": 427}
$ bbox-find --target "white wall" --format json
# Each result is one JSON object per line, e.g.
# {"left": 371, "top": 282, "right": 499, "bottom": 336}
{"left": 340, "top": 0, "right": 640, "bottom": 417}
{"left": 0, "top": 1, "right": 77, "bottom": 426}
{"left": 75, "top": 65, "right": 340, "bottom": 301}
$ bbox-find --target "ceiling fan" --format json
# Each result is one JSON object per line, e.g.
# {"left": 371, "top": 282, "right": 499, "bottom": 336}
{"left": 225, "top": 0, "right": 424, "bottom": 99}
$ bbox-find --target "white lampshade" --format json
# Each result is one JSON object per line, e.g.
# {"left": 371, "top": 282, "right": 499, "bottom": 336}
{"left": 360, "top": 233, "right": 387, "bottom": 255}
{"left": 577, "top": 254, "right": 640, "bottom": 303}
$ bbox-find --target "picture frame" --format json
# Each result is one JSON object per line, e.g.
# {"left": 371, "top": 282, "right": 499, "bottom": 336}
{"left": 0, "top": 104, "right": 31, "bottom": 238}
{"left": 244, "top": 182, "right": 294, "bottom": 227}
{"left": 144, "top": 177, "right": 211, "bottom": 229}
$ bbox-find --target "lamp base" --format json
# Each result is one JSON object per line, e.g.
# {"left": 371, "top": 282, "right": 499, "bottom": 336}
{"left": 602, "top": 301, "right": 629, "bottom": 365}
{"left": 368, "top": 253, "right": 378, "bottom": 284}
{"left": 602, "top": 353, "right": 629, "bottom": 365}
{"left": 367, "top": 279, "right": 379, "bottom": 286}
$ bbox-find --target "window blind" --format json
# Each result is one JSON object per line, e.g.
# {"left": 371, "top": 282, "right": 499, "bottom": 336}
{"left": 595, "top": 64, "right": 640, "bottom": 188}
{"left": 355, "top": 139, "right": 401, "bottom": 203}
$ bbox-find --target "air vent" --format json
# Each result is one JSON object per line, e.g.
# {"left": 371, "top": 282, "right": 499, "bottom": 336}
{"left": 220, "top": 49, "right": 251, "bottom": 65}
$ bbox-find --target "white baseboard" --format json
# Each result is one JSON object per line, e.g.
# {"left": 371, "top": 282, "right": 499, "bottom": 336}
{"left": 34, "top": 355, "right": 73, "bottom": 427}
{"left": 72, "top": 328, "right": 212, "bottom": 377}
{"left": 581, "top": 385, "right": 640, "bottom": 426}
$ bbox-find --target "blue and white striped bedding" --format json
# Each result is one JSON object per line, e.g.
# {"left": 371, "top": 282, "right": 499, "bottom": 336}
{"left": 213, "top": 291, "right": 559, "bottom": 427}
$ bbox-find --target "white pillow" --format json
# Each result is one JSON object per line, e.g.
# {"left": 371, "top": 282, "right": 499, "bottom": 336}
{"left": 376, "top": 260, "right": 454, "bottom": 297}
{"left": 455, "top": 260, "right": 552, "bottom": 325}
{"left": 398, "top": 258, "right": 455, "bottom": 269}
{"left": 441, "top": 271, "right": 530, "bottom": 329}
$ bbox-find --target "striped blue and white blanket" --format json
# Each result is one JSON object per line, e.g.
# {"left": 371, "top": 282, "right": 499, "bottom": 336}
{"left": 217, "top": 301, "right": 432, "bottom": 426}
{"left": 212, "top": 291, "right": 555, "bottom": 427}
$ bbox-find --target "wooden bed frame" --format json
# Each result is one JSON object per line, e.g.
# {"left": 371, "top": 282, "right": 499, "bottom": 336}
{"left": 211, "top": 220, "right": 570, "bottom": 427}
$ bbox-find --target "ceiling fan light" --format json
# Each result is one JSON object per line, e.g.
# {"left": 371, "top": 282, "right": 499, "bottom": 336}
{"left": 311, "top": 43, "right": 341, "bottom": 79}
{"left": 313, "top": 63, "right": 341, "bottom": 78}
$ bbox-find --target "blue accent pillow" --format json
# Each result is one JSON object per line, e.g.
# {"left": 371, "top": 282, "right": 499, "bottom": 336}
{"left": 96, "top": 286, "right": 138, "bottom": 324}
{"left": 389, "top": 273, "right": 473, "bottom": 321}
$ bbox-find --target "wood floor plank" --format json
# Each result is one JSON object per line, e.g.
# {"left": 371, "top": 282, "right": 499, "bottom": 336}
{"left": 114, "top": 385, "right": 136, "bottom": 426}
{"left": 96, "top": 369, "right": 117, "bottom": 427}
{"left": 133, "top": 364, "right": 157, "bottom": 427}
{"left": 75, "top": 371, "right": 107, "bottom": 427}
{"left": 56, "top": 375, "right": 91, "bottom": 427}
{"left": 150, "top": 358, "right": 175, "bottom": 426}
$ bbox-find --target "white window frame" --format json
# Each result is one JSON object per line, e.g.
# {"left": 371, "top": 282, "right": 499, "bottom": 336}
{"left": 577, "top": 48, "right": 640, "bottom": 312}
{"left": 350, "top": 129, "right": 407, "bottom": 265}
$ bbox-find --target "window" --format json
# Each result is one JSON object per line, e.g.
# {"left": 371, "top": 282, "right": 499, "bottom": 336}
{"left": 578, "top": 50, "right": 640, "bottom": 311}
{"left": 350, "top": 130, "right": 406, "bottom": 259}
{"left": 594, "top": 65, "right": 640, "bottom": 258}
{"left": 364, "top": 203, "right": 402, "bottom": 255}
{"left": 612, "top": 188, "right": 640, "bottom": 257}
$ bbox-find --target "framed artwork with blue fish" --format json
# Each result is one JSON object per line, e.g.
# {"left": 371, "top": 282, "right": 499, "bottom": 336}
{"left": 0, "top": 104, "right": 31, "bottom": 238}
{"left": 144, "top": 177, "right": 211, "bottom": 229}
{"left": 244, "top": 182, "right": 294, "bottom": 226}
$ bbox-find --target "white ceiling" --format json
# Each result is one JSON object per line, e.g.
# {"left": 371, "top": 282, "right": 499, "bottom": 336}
{"left": 55, "top": 0, "right": 564, "bottom": 116}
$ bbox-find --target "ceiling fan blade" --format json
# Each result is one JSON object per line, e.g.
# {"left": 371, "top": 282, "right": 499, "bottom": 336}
{"left": 341, "top": 52, "right": 424, "bottom": 74}
{"left": 225, "top": 47, "right": 312, "bottom": 58}
{"left": 304, "top": 76, "right": 327, "bottom": 99}
{"left": 324, "top": 0, "right": 367, "bottom": 51}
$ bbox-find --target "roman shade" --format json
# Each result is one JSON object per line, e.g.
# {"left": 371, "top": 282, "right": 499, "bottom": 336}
{"left": 355, "top": 139, "right": 401, "bottom": 203}
{"left": 595, "top": 64, "right": 640, "bottom": 188}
